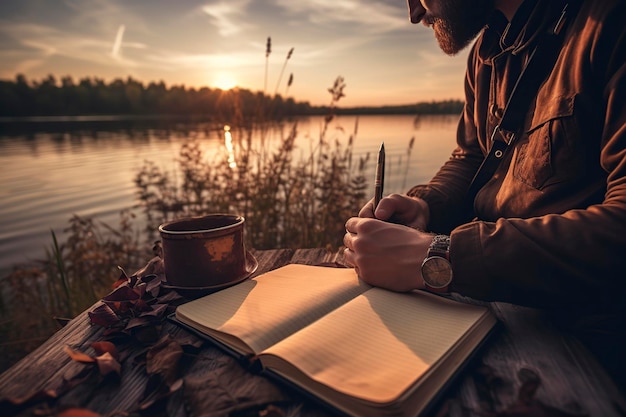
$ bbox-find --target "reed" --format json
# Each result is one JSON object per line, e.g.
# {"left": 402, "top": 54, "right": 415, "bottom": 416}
{"left": 134, "top": 76, "right": 369, "bottom": 250}
{"left": 0, "top": 210, "right": 147, "bottom": 371}
{"left": 0, "top": 38, "right": 371, "bottom": 371}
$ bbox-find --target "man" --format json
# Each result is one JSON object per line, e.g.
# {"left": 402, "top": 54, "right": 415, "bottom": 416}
{"left": 343, "top": 0, "right": 626, "bottom": 391}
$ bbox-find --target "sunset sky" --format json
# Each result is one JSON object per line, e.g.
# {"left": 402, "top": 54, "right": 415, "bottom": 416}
{"left": 0, "top": 0, "right": 469, "bottom": 107}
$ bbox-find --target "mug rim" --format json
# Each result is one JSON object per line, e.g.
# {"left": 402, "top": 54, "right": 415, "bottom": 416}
{"left": 158, "top": 214, "right": 244, "bottom": 235}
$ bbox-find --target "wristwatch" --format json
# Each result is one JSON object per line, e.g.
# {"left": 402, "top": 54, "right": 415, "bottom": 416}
{"left": 421, "top": 234, "right": 453, "bottom": 293}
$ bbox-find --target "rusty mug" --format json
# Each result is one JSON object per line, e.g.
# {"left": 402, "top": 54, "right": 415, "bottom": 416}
{"left": 159, "top": 214, "right": 257, "bottom": 294}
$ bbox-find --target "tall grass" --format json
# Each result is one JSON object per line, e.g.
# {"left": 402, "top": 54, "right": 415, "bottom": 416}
{"left": 0, "top": 210, "right": 147, "bottom": 371}
{"left": 0, "top": 74, "right": 371, "bottom": 372}
{"left": 135, "top": 75, "right": 369, "bottom": 250}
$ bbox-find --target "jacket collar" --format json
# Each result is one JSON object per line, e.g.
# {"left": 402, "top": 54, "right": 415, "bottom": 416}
{"left": 477, "top": 0, "right": 568, "bottom": 62}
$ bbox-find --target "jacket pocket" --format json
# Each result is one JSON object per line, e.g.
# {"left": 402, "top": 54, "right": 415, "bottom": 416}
{"left": 513, "top": 94, "right": 580, "bottom": 190}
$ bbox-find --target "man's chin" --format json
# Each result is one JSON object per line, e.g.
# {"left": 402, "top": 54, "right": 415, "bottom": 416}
{"left": 434, "top": 32, "right": 467, "bottom": 56}
{"left": 433, "top": 24, "right": 480, "bottom": 56}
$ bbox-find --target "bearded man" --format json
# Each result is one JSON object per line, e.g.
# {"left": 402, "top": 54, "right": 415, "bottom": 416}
{"left": 344, "top": 0, "right": 626, "bottom": 391}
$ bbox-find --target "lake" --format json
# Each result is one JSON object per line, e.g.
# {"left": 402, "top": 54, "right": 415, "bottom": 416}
{"left": 0, "top": 114, "right": 458, "bottom": 276}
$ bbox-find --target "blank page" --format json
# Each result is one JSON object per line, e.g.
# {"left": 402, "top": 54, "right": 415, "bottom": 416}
{"left": 261, "top": 287, "right": 489, "bottom": 404}
{"left": 176, "top": 264, "right": 371, "bottom": 353}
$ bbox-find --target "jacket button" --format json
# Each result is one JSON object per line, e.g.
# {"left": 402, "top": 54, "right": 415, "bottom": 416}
{"left": 490, "top": 103, "right": 504, "bottom": 119}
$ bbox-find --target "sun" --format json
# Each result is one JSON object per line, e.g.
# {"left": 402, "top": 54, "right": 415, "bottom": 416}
{"left": 212, "top": 73, "right": 237, "bottom": 90}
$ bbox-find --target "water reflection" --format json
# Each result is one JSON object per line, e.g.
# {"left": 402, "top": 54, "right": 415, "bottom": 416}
{"left": 0, "top": 114, "right": 458, "bottom": 274}
{"left": 224, "top": 125, "right": 237, "bottom": 169}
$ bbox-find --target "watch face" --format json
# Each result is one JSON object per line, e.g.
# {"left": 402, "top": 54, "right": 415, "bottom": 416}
{"left": 421, "top": 256, "right": 453, "bottom": 288}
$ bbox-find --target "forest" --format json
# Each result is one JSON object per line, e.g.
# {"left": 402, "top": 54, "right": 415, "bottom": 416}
{"left": 0, "top": 74, "right": 463, "bottom": 119}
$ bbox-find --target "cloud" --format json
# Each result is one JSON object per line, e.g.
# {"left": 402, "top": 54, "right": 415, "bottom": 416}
{"left": 273, "top": 0, "right": 405, "bottom": 34}
{"left": 0, "top": 22, "right": 146, "bottom": 73}
{"left": 147, "top": 49, "right": 260, "bottom": 70}
{"left": 111, "top": 24, "right": 126, "bottom": 60}
{"left": 202, "top": 0, "right": 253, "bottom": 37}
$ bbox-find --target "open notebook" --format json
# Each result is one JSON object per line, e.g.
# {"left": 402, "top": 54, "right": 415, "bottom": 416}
{"left": 173, "top": 264, "right": 497, "bottom": 417}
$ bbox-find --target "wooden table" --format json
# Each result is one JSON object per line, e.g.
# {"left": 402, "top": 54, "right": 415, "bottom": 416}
{"left": 1, "top": 248, "right": 625, "bottom": 417}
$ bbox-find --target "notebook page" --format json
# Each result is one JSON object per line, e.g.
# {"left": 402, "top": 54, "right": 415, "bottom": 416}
{"left": 176, "top": 264, "right": 371, "bottom": 354}
{"left": 261, "top": 287, "right": 488, "bottom": 404}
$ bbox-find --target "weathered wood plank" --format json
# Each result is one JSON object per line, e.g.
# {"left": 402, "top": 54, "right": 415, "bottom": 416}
{"left": 1, "top": 248, "right": 625, "bottom": 417}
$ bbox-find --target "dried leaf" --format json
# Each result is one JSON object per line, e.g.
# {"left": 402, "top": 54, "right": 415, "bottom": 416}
{"left": 133, "top": 282, "right": 147, "bottom": 298}
{"left": 111, "top": 269, "right": 129, "bottom": 289}
{"left": 140, "top": 304, "right": 168, "bottom": 319}
{"left": 88, "top": 303, "right": 119, "bottom": 327}
{"left": 57, "top": 407, "right": 103, "bottom": 417}
{"left": 64, "top": 346, "right": 95, "bottom": 363}
{"left": 259, "top": 405, "right": 286, "bottom": 417}
{"left": 95, "top": 352, "right": 121, "bottom": 377}
{"left": 156, "top": 290, "right": 184, "bottom": 305}
{"left": 517, "top": 367, "right": 540, "bottom": 404}
{"left": 184, "top": 353, "right": 288, "bottom": 417}
{"left": 102, "top": 285, "right": 140, "bottom": 313}
{"left": 90, "top": 341, "right": 119, "bottom": 361}
{"left": 142, "top": 274, "right": 165, "bottom": 297}
{"left": 125, "top": 316, "right": 159, "bottom": 332}
{"left": 0, "top": 389, "right": 57, "bottom": 416}
{"left": 137, "top": 377, "right": 183, "bottom": 413}
{"left": 146, "top": 335, "right": 183, "bottom": 385}
{"left": 133, "top": 256, "right": 164, "bottom": 278}
{"left": 133, "top": 325, "right": 161, "bottom": 344}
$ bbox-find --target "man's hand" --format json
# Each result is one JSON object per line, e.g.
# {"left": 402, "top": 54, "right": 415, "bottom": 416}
{"left": 343, "top": 216, "right": 434, "bottom": 292}
{"left": 358, "top": 193, "right": 430, "bottom": 231}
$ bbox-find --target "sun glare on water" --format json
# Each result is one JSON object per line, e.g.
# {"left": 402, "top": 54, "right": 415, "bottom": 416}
{"left": 224, "top": 125, "right": 237, "bottom": 169}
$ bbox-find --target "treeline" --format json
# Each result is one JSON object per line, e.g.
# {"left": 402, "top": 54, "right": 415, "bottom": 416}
{"left": 0, "top": 74, "right": 463, "bottom": 119}
{"left": 335, "top": 101, "right": 463, "bottom": 115}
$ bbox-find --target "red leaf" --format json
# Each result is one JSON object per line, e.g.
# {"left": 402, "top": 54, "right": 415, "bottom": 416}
{"left": 140, "top": 303, "right": 168, "bottom": 319}
{"left": 143, "top": 274, "right": 165, "bottom": 297}
{"left": 90, "top": 341, "right": 119, "bottom": 361}
{"left": 125, "top": 316, "right": 159, "bottom": 331}
{"left": 102, "top": 285, "right": 140, "bottom": 313}
{"left": 133, "top": 282, "right": 147, "bottom": 298}
{"left": 64, "top": 346, "right": 95, "bottom": 363}
{"left": 111, "top": 269, "right": 129, "bottom": 289}
{"left": 57, "top": 407, "right": 103, "bottom": 417}
{"left": 103, "top": 285, "right": 140, "bottom": 303}
{"left": 146, "top": 335, "right": 183, "bottom": 385}
{"left": 133, "top": 297, "right": 155, "bottom": 312}
{"left": 95, "top": 352, "right": 121, "bottom": 377}
{"left": 88, "top": 303, "right": 119, "bottom": 327}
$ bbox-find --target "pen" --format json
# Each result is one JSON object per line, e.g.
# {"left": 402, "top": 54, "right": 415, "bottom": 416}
{"left": 374, "top": 142, "right": 385, "bottom": 209}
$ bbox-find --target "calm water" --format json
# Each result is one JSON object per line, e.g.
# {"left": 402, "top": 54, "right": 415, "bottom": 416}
{"left": 0, "top": 114, "right": 458, "bottom": 276}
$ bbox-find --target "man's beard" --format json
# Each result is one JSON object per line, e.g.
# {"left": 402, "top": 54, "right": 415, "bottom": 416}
{"left": 430, "top": 0, "right": 495, "bottom": 55}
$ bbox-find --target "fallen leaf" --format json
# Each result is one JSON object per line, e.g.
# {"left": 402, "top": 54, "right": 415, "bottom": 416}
{"left": 0, "top": 389, "right": 57, "bottom": 416}
{"left": 90, "top": 341, "right": 119, "bottom": 361}
{"left": 146, "top": 335, "right": 183, "bottom": 385}
{"left": 156, "top": 290, "right": 183, "bottom": 304}
{"left": 133, "top": 282, "right": 147, "bottom": 298}
{"left": 64, "top": 346, "right": 95, "bottom": 363}
{"left": 143, "top": 276, "right": 164, "bottom": 298}
{"left": 57, "top": 407, "right": 103, "bottom": 417}
{"left": 133, "top": 325, "right": 161, "bottom": 344}
{"left": 140, "top": 304, "right": 168, "bottom": 319}
{"left": 112, "top": 269, "right": 129, "bottom": 289}
{"left": 517, "top": 367, "right": 540, "bottom": 404}
{"left": 88, "top": 303, "right": 119, "bottom": 328}
{"left": 102, "top": 285, "right": 141, "bottom": 313}
{"left": 95, "top": 352, "right": 121, "bottom": 377}
{"left": 125, "top": 316, "right": 160, "bottom": 332}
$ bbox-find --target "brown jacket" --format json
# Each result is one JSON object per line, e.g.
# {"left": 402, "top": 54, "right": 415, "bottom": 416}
{"left": 408, "top": 0, "right": 626, "bottom": 310}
